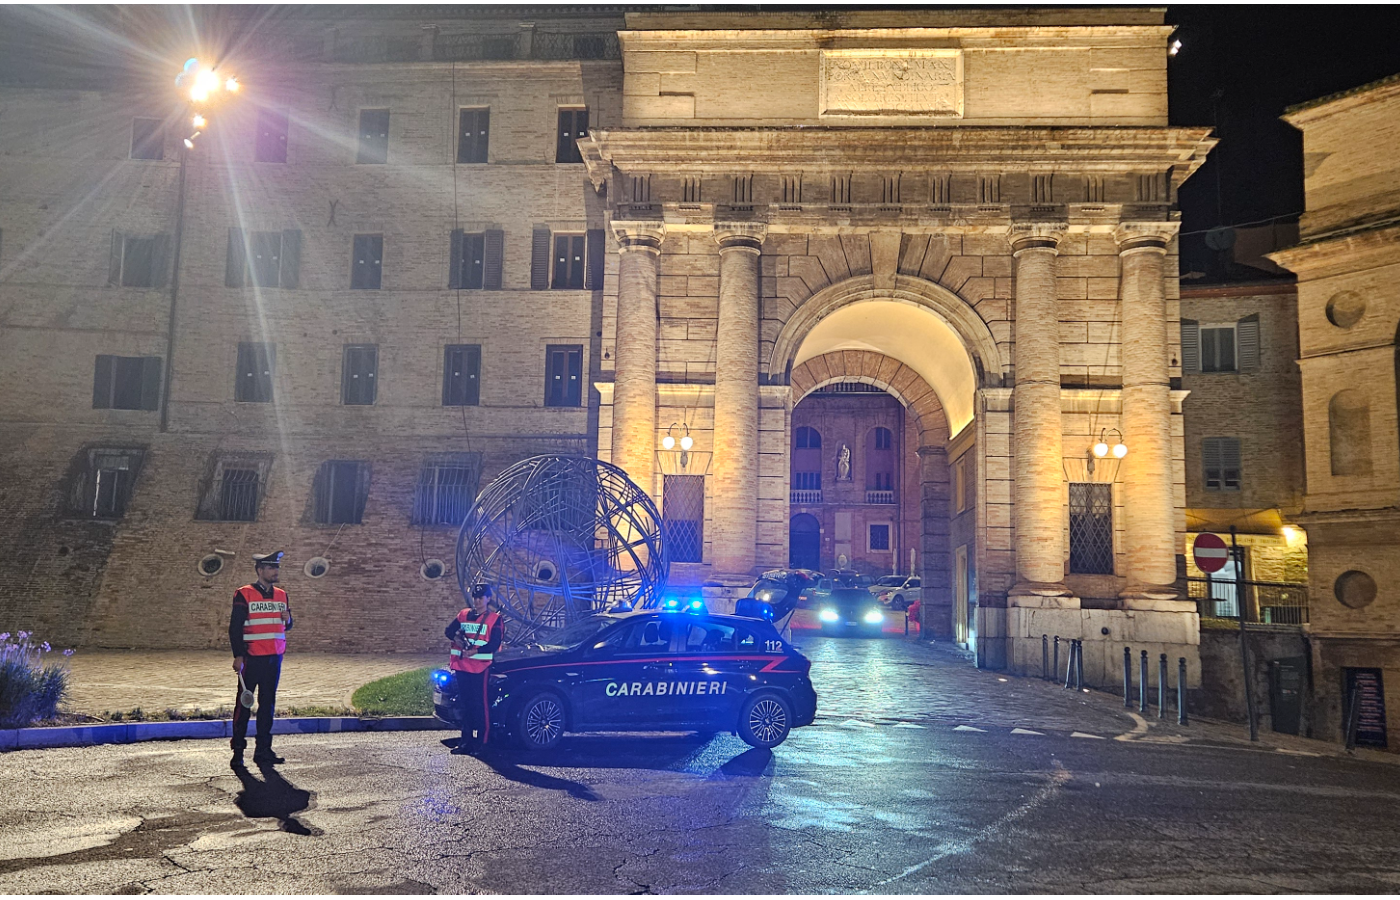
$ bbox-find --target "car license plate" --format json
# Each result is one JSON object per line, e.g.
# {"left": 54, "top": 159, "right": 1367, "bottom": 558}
{"left": 845, "top": 621, "right": 859, "bottom": 627}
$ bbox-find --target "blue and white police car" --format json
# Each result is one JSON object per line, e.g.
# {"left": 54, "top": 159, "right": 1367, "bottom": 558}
{"left": 432, "top": 607, "right": 818, "bottom": 750}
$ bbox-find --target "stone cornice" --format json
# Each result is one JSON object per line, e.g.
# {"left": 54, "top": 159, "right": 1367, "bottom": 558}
{"left": 609, "top": 220, "right": 665, "bottom": 251}
{"left": 1267, "top": 218, "right": 1400, "bottom": 277}
{"left": 713, "top": 222, "right": 768, "bottom": 249}
{"left": 583, "top": 126, "right": 1216, "bottom": 176}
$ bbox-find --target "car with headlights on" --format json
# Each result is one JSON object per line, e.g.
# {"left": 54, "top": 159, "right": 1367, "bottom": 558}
{"left": 431, "top": 609, "right": 818, "bottom": 751}
{"left": 815, "top": 587, "right": 888, "bottom": 636}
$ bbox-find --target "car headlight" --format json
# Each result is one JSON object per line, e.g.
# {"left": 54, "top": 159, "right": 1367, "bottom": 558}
{"left": 863, "top": 610, "right": 884, "bottom": 624}
{"left": 819, "top": 609, "right": 840, "bottom": 623}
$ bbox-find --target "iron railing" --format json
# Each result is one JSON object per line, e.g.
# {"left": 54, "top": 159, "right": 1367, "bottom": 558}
{"left": 1186, "top": 576, "right": 1309, "bottom": 625}
{"left": 790, "top": 490, "right": 823, "bottom": 505}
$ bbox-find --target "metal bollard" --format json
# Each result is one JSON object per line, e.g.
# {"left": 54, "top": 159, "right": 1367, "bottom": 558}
{"left": 1123, "top": 646, "right": 1133, "bottom": 707}
{"left": 1158, "top": 654, "right": 1168, "bottom": 719}
{"left": 1054, "top": 637, "right": 1061, "bottom": 687}
{"left": 1064, "top": 640, "right": 1074, "bottom": 689}
{"left": 1042, "top": 634, "right": 1049, "bottom": 681}
{"left": 1177, "top": 657, "right": 1188, "bottom": 725}
{"left": 1075, "top": 640, "right": 1085, "bottom": 691}
{"left": 1139, "top": 650, "right": 1148, "bottom": 713}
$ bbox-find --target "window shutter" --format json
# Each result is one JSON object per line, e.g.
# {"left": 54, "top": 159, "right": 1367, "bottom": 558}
{"left": 1202, "top": 437, "right": 1221, "bottom": 488}
{"left": 93, "top": 355, "right": 114, "bottom": 408}
{"left": 483, "top": 229, "right": 504, "bottom": 291}
{"left": 354, "top": 462, "right": 372, "bottom": 523}
{"left": 150, "top": 234, "right": 171, "bottom": 289}
{"left": 448, "top": 229, "right": 464, "bottom": 289}
{"left": 1224, "top": 437, "right": 1242, "bottom": 479}
{"left": 280, "top": 229, "right": 301, "bottom": 288}
{"left": 312, "top": 463, "right": 331, "bottom": 524}
{"left": 109, "top": 231, "right": 124, "bottom": 286}
{"left": 1180, "top": 318, "right": 1200, "bottom": 373}
{"left": 226, "top": 228, "right": 246, "bottom": 287}
{"left": 585, "top": 228, "right": 605, "bottom": 290}
{"left": 530, "top": 226, "right": 551, "bottom": 290}
{"left": 1237, "top": 314, "right": 1260, "bottom": 372}
{"left": 140, "top": 357, "right": 163, "bottom": 411}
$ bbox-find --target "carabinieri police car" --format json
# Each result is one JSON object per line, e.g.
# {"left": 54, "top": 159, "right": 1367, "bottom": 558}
{"left": 432, "top": 608, "right": 817, "bottom": 750}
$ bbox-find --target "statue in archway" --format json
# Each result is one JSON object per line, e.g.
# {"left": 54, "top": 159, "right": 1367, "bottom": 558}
{"left": 837, "top": 444, "right": 852, "bottom": 481}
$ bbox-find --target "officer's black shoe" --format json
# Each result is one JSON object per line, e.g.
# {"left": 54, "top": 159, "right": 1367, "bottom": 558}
{"left": 450, "top": 744, "right": 481, "bottom": 756}
{"left": 252, "top": 751, "right": 285, "bottom": 766}
{"left": 230, "top": 752, "right": 246, "bottom": 769}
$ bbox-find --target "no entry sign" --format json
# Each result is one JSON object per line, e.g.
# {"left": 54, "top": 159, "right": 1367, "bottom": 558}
{"left": 1192, "top": 532, "right": 1230, "bottom": 573}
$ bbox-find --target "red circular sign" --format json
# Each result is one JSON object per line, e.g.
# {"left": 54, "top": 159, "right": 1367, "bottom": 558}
{"left": 1192, "top": 532, "right": 1230, "bottom": 573}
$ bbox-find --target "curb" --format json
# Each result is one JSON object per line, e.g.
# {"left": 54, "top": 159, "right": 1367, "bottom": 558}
{"left": 0, "top": 716, "right": 451, "bottom": 752}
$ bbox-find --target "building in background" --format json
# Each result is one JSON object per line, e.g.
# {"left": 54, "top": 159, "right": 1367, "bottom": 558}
{"left": 1271, "top": 74, "right": 1400, "bottom": 749}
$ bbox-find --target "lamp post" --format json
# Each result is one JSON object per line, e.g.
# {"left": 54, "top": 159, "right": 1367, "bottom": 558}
{"left": 160, "top": 59, "right": 238, "bottom": 433}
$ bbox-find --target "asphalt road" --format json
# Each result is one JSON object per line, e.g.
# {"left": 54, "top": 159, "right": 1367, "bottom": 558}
{"left": 4, "top": 635, "right": 1400, "bottom": 894}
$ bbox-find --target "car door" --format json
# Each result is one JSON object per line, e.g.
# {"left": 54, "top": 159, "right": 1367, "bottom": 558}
{"left": 570, "top": 620, "right": 642, "bottom": 729}
{"left": 667, "top": 618, "right": 747, "bottom": 727}
{"left": 592, "top": 617, "right": 679, "bottom": 728}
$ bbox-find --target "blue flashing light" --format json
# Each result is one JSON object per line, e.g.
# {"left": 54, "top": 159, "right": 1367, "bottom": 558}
{"left": 432, "top": 670, "right": 453, "bottom": 687}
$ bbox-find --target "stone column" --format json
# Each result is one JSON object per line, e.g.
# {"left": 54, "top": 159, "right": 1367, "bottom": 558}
{"left": 609, "top": 222, "right": 665, "bottom": 494}
{"left": 710, "top": 223, "right": 766, "bottom": 578}
{"left": 1010, "top": 227, "right": 1070, "bottom": 596}
{"left": 1116, "top": 223, "right": 1179, "bottom": 598}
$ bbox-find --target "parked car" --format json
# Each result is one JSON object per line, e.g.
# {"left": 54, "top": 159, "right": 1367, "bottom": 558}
{"left": 868, "top": 575, "right": 906, "bottom": 598}
{"left": 878, "top": 577, "right": 922, "bottom": 611}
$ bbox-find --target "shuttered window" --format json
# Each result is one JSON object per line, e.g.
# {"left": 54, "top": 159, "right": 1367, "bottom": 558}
{"left": 448, "top": 230, "right": 503, "bottom": 290}
{"left": 341, "top": 344, "right": 378, "bottom": 406}
{"left": 1180, "top": 318, "right": 1199, "bottom": 373}
{"left": 357, "top": 108, "right": 389, "bottom": 164}
{"left": 108, "top": 233, "right": 170, "bottom": 288}
{"left": 544, "top": 344, "right": 583, "bottom": 407}
{"left": 1203, "top": 437, "right": 1242, "bottom": 491}
{"left": 556, "top": 108, "right": 587, "bottom": 163}
{"left": 235, "top": 342, "right": 275, "bottom": 403}
{"left": 457, "top": 108, "right": 489, "bottom": 163}
{"left": 553, "top": 234, "right": 586, "bottom": 289}
{"left": 1237, "top": 314, "right": 1260, "bottom": 372}
{"left": 254, "top": 109, "right": 289, "bottom": 163}
{"left": 313, "top": 460, "right": 370, "bottom": 525}
{"left": 350, "top": 234, "right": 383, "bottom": 290}
{"left": 226, "top": 229, "right": 300, "bottom": 288}
{"left": 93, "top": 356, "right": 161, "bottom": 411}
{"left": 530, "top": 226, "right": 552, "bottom": 290}
{"left": 442, "top": 344, "right": 481, "bottom": 406}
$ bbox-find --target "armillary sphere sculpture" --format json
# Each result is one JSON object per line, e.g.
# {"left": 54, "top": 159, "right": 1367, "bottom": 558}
{"left": 456, "top": 455, "right": 669, "bottom": 641}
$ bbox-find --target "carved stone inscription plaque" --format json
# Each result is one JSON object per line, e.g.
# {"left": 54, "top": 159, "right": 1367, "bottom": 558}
{"left": 820, "top": 49, "right": 963, "bottom": 117}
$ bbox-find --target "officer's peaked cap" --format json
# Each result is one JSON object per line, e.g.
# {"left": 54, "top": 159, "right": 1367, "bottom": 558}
{"left": 253, "top": 551, "right": 285, "bottom": 567}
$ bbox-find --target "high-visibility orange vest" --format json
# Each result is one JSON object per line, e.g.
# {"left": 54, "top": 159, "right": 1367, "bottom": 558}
{"left": 238, "top": 585, "right": 289, "bottom": 656}
{"left": 449, "top": 609, "right": 501, "bottom": 673}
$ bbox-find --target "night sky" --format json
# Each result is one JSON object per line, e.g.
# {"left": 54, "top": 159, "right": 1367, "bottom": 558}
{"left": 1166, "top": 5, "right": 1400, "bottom": 275}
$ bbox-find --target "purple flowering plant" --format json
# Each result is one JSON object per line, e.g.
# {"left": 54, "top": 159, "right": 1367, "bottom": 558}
{"left": 0, "top": 630, "right": 74, "bottom": 728}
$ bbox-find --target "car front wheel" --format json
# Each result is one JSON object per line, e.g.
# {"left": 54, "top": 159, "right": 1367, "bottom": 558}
{"left": 514, "top": 691, "right": 567, "bottom": 751}
{"left": 737, "top": 692, "right": 793, "bottom": 749}
{"left": 891, "top": 594, "right": 909, "bottom": 611}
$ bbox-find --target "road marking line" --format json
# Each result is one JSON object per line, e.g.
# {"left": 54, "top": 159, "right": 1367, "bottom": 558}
{"left": 1114, "top": 712, "right": 1151, "bottom": 742}
{"left": 1278, "top": 748, "right": 1322, "bottom": 757}
{"left": 1010, "top": 728, "right": 1044, "bottom": 736}
{"left": 841, "top": 719, "right": 877, "bottom": 728}
{"left": 1070, "top": 732, "right": 1105, "bottom": 739}
{"left": 893, "top": 722, "right": 925, "bottom": 729}
{"left": 953, "top": 725, "right": 986, "bottom": 732}
{"left": 867, "top": 762, "right": 1072, "bottom": 891}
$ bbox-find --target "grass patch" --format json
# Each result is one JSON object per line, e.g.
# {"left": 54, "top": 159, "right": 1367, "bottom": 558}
{"left": 351, "top": 666, "right": 436, "bottom": 717}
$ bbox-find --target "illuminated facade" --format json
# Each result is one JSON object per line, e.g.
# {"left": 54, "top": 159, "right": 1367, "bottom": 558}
{"left": 0, "top": 7, "right": 1213, "bottom": 675}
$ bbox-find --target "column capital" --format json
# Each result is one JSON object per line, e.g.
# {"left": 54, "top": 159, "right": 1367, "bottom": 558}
{"left": 610, "top": 220, "right": 666, "bottom": 253}
{"left": 1010, "top": 223, "right": 1068, "bottom": 256}
{"left": 1114, "top": 221, "right": 1180, "bottom": 253}
{"left": 713, "top": 222, "right": 767, "bottom": 252}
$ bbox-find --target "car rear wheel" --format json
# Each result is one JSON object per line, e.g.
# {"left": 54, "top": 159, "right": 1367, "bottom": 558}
{"left": 514, "top": 691, "right": 566, "bottom": 751}
{"left": 737, "top": 692, "right": 793, "bottom": 749}
{"left": 891, "top": 594, "right": 909, "bottom": 611}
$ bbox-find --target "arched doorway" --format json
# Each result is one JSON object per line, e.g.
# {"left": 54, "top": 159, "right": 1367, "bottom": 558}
{"left": 789, "top": 513, "right": 821, "bottom": 569}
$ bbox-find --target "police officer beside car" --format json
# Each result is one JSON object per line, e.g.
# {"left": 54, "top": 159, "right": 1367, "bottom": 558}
{"left": 445, "top": 583, "right": 505, "bottom": 755}
{"left": 230, "top": 551, "right": 293, "bottom": 769}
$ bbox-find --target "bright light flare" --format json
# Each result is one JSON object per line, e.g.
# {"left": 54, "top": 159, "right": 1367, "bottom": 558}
{"left": 1168, "top": 39, "right": 1182, "bottom": 57}
{"left": 225, "top": 77, "right": 239, "bottom": 92}
{"left": 183, "top": 137, "right": 195, "bottom": 149}
{"left": 1112, "top": 443, "right": 1129, "bottom": 459}
{"left": 819, "top": 609, "right": 839, "bottom": 623}
{"left": 661, "top": 435, "right": 675, "bottom": 450}
{"left": 863, "top": 610, "right": 884, "bottom": 624}
{"left": 1092, "top": 442, "right": 1109, "bottom": 458}
{"left": 192, "top": 114, "right": 206, "bottom": 128}
{"left": 679, "top": 435, "right": 693, "bottom": 451}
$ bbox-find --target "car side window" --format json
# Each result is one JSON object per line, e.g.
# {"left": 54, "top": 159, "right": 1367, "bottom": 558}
{"left": 615, "top": 618, "right": 676, "bottom": 655}
{"left": 736, "top": 629, "right": 757, "bottom": 651}
{"left": 682, "top": 621, "right": 738, "bottom": 652}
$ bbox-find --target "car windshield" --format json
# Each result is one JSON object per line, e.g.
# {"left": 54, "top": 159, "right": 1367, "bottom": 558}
{"left": 533, "top": 615, "right": 619, "bottom": 651}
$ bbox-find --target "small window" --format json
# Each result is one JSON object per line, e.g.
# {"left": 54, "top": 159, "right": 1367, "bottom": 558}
{"left": 952, "top": 455, "right": 970, "bottom": 514}
{"left": 357, "top": 108, "right": 390, "bottom": 164}
{"left": 544, "top": 344, "right": 582, "bottom": 407}
{"left": 663, "top": 474, "right": 705, "bottom": 563}
{"left": 249, "top": 231, "right": 283, "bottom": 287}
{"left": 1068, "top": 482, "right": 1114, "bottom": 575}
{"left": 342, "top": 344, "right": 378, "bottom": 406}
{"left": 350, "top": 234, "right": 383, "bottom": 289}
{"left": 870, "top": 524, "right": 891, "bottom": 552}
{"left": 874, "top": 427, "right": 893, "bottom": 450}
{"left": 79, "top": 448, "right": 144, "bottom": 519}
{"left": 795, "top": 426, "right": 822, "bottom": 449}
{"left": 872, "top": 472, "right": 893, "bottom": 491}
{"left": 130, "top": 117, "right": 164, "bottom": 160}
{"left": 1200, "top": 325, "right": 1237, "bottom": 373}
{"left": 121, "top": 237, "right": 157, "bottom": 287}
{"left": 93, "top": 355, "right": 161, "bottom": 411}
{"left": 552, "top": 234, "right": 586, "bottom": 289}
{"left": 196, "top": 454, "right": 272, "bottom": 522}
{"left": 451, "top": 232, "right": 486, "bottom": 289}
{"left": 254, "top": 109, "right": 289, "bottom": 163}
{"left": 793, "top": 471, "right": 822, "bottom": 491}
{"left": 556, "top": 108, "right": 588, "bottom": 164}
{"left": 457, "top": 108, "right": 490, "bottom": 163}
{"left": 226, "top": 229, "right": 300, "bottom": 289}
{"left": 442, "top": 344, "right": 481, "bottom": 406}
{"left": 313, "top": 460, "right": 370, "bottom": 525}
{"left": 412, "top": 462, "right": 480, "bottom": 526}
{"left": 683, "top": 621, "right": 738, "bottom": 652}
{"left": 1202, "top": 437, "right": 1242, "bottom": 491}
{"left": 234, "top": 342, "right": 275, "bottom": 403}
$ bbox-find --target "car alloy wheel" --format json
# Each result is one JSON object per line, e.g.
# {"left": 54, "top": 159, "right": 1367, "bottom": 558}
{"left": 518, "top": 693, "right": 565, "bottom": 750}
{"left": 738, "top": 692, "right": 792, "bottom": 748}
{"left": 892, "top": 595, "right": 908, "bottom": 611}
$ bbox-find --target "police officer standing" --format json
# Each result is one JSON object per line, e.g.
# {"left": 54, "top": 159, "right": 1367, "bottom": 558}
{"left": 230, "top": 551, "right": 293, "bottom": 768}
{"left": 444, "top": 583, "right": 504, "bottom": 755}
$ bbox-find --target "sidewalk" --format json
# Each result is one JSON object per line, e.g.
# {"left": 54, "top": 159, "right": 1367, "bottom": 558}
{"left": 59, "top": 651, "right": 442, "bottom": 716}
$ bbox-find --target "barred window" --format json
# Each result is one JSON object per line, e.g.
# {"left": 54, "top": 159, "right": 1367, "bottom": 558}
{"left": 1068, "top": 482, "right": 1114, "bottom": 575}
{"left": 196, "top": 454, "right": 272, "bottom": 522}
{"left": 664, "top": 475, "right": 704, "bottom": 563}
{"left": 413, "top": 462, "right": 480, "bottom": 526}
{"left": 869, "top": 523, "right": 891, "bottom": 552}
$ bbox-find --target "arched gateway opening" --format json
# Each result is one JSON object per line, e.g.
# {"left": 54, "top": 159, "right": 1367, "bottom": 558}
{"left": 775, "top": 278, "right": 1003, "bottom": 647}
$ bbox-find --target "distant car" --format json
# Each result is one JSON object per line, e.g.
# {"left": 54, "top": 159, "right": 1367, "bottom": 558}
{"left": 815, "top": 587, "right": 887, "bottom": 636}
{"left": 878, "top": 577, "right": 922, "bottom": 611}
{"left": 431, "top": 609, "right": 818, "bottom": 750}
{"left": 868, "top": 575, "right": 906, "bottom": 598}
